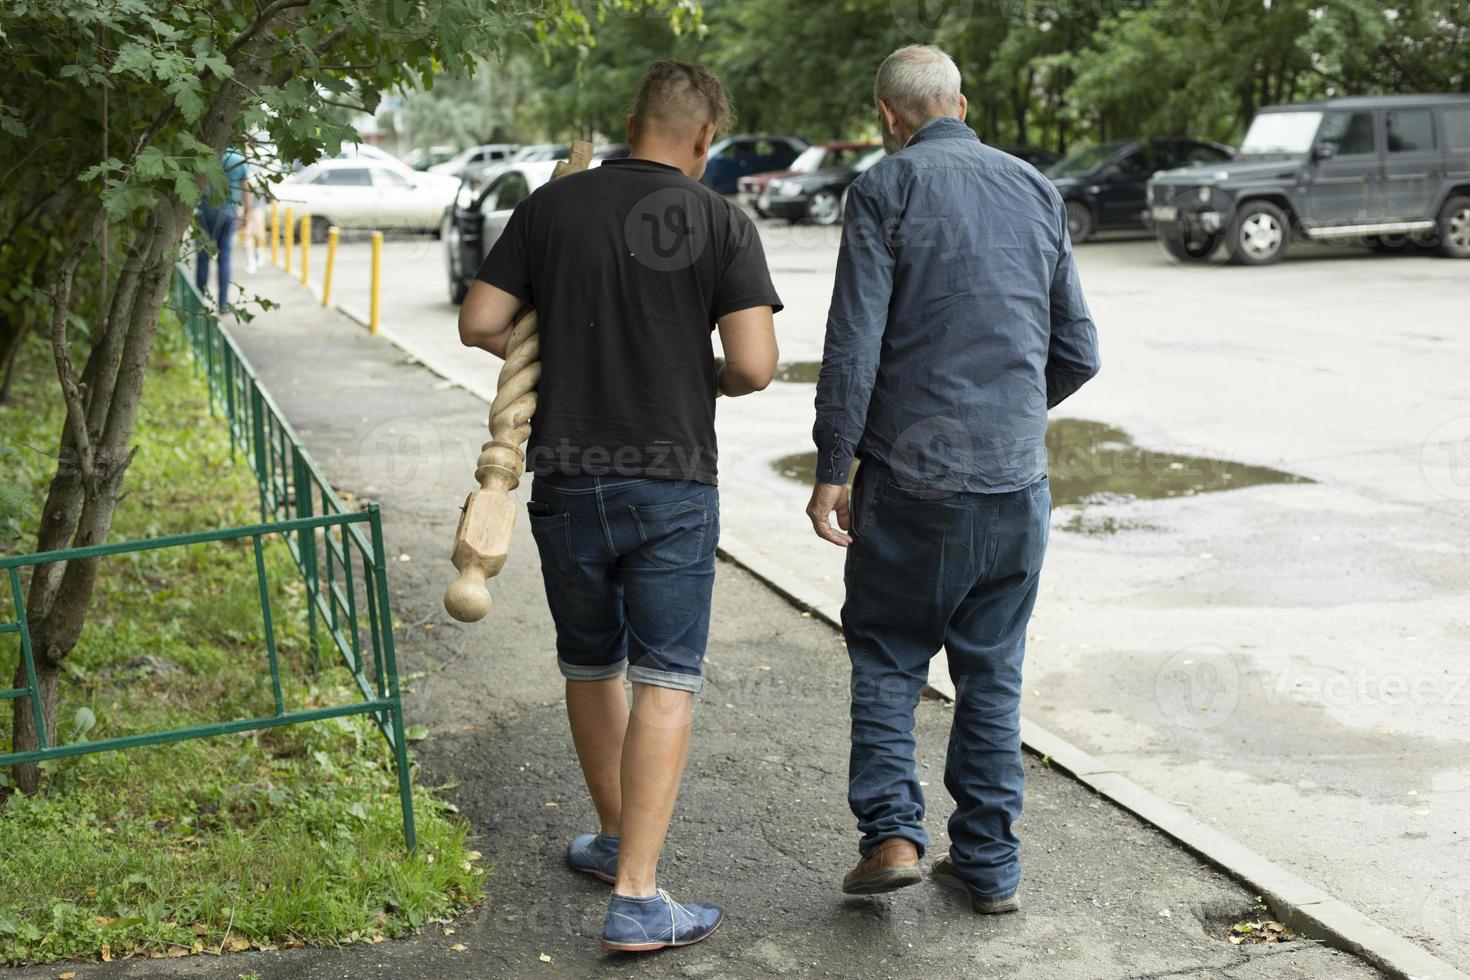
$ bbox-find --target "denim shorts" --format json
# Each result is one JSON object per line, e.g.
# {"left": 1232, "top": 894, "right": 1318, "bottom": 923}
{"left": 526, "top": 475, "right": 719, "bottom": 693}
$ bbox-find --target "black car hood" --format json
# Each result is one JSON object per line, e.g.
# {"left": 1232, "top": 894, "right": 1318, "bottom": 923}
{"left": 1152, "top": 156, "right": 1304, "bottom": 185}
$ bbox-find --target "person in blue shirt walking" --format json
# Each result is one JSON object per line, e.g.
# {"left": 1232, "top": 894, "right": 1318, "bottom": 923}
{"left": 806, "top": 45, "right": 1100, "bottom": 911}
{"left": 195, "top": 147, "right": 248, "bottom": 310}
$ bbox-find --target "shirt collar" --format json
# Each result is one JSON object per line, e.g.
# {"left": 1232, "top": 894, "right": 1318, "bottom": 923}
{"left": 603, "top": 157, "right": 682, "bottom": 174}
{"left": 906, "top": 116, "right": 977, "bottom": 147}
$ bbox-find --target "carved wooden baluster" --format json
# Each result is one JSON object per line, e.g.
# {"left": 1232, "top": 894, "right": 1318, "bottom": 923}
{"left": 444, "top": 140, "right": 593, "bottom": 622}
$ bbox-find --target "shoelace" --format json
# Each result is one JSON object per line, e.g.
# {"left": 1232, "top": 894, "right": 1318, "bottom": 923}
{"left": 657, "top": 888, "right": 688, "bottom": 942}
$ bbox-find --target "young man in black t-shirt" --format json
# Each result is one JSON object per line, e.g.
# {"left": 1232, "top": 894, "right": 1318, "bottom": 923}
{"left": 458, "top": 61, "right": 781, "bottom": 952}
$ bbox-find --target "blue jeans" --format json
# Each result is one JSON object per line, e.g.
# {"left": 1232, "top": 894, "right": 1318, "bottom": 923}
{"left": 528, "top": 475, "right": 718, "bottom": 693}
{"left": 195, "top": 205, "right": 237, "bottom": 309}
{"left": 842, "top": 460, "right": 1050, "bottom": 900}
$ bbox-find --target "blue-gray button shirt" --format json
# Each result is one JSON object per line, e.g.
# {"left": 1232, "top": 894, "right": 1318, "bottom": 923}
{"left": 813, "top": 117, "right": 1100, "bottom": 491}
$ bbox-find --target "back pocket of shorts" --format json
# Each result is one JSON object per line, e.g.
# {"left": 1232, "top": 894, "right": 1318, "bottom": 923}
{"left": 528, "top": 511, "right": 582, "bottom": 584}
{"left": 628, "top": 500, "right": 710, "bottom": 568}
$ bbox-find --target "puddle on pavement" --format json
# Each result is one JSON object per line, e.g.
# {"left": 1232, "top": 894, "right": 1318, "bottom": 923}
{"left": 774, "top": 361, "right": 821, "bottom": 383}
{"left": 770, "top": 420, "right": 1310, "bottom": 529}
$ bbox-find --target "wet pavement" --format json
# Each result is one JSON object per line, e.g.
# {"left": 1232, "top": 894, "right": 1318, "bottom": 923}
{"left": 771, "top": 418, "right": 1311, "bottom": 508}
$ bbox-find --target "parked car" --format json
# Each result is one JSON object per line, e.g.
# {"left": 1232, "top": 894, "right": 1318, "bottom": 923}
{"left": 274, "top": 158, "right": 461, "bottom": 240}
{"left": 443, "top": 162, "right": 560, "bottom": 303}
{"left": 700, "top": 135, "right": 809, "bottom": 194}
{"left": 1149, "top": 93, "right": 1470, "bottom": 265}
{"left": 994, "top": 144, "right": 1061, "bottom": 169}
{"left": 758, "top": 147, "right": 886, "bottom": 225}
{"left": 475, "top": 143, "right": 573, "bottom": 187}
{"left": 428, "top": 144, "right": 520, "bottom": 182}
{"left": 1046, "top": 138, "right": 1235, "bottom": 243}
{"left": 738, "top": 142, "right": 878, "bottom": 214}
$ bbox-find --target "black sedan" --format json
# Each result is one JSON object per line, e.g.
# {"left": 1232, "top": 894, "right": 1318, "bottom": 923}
{"left": 1046, "top": 138, "right": 1235, "bottom": 242}
{"left": 757, "top": 147, "right": 886, "bottom": 225}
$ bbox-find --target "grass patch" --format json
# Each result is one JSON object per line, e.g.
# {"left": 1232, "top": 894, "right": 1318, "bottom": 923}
{"left": 0, "top": 321, "right": 482, "bottom": 965}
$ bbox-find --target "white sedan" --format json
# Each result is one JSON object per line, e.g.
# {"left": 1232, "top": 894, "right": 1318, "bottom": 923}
{"left": 273, "top": 158, "right": 461, "bottom": 240}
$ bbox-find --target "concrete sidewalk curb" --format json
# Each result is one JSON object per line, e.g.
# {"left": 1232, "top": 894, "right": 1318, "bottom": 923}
{"left": 716, "top": 530, "right": 1467, "bottom": 980}
{"left": 316, "top": 275, "right": 1461, "bottom": 980}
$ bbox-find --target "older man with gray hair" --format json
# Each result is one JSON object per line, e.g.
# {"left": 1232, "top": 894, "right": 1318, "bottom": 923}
{"left": 806, "top": 45, "right": 1100, "bottom": 910}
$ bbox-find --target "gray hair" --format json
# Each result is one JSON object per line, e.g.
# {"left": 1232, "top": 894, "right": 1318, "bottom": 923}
{"left": 874, "top": 45, "right": 963, "bottom": 127}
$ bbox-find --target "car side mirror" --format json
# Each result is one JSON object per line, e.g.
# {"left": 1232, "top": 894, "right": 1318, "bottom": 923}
{"left": 1311, "top": 143, "right": 1336, "bottom": 162}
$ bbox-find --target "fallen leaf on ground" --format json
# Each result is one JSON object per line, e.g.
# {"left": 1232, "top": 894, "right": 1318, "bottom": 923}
{"left": 451, "top": 943, "right": 468, "bottom": 952}
{"left": 540, "top": 953, "right": 553, "bottom": 963}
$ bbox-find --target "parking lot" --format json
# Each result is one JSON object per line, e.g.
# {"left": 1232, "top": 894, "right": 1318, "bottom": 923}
{"left": 270, "top": 220, "right": 1470, "bottom": 969}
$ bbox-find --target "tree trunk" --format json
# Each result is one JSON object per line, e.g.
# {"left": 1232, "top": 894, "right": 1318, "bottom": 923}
{"left": 8, "top": 201, "right": 186, "bottom": 792}
{"left": 8, "top": 661, "right": 60, "bottom": 795}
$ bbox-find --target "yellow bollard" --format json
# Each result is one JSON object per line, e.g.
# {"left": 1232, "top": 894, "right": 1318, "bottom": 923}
{"left": 322, "top": 226, "right": 339, "bottom": 307}
{"left": 284, "top": 206, "right": 294, "bottom": 274}
{"left": 369, "top": 230, "right": 383, "bottom": 335}
{"left": 299, "top": 213, "right": 311, "bottom": 286}
{"left": 270, "top": 202, "right": 280, "bottom": 266}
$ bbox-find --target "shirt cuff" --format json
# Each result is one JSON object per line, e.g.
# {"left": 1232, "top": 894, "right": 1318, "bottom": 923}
{"left": 814, "top": 439, "right": 854, "bottom": 485}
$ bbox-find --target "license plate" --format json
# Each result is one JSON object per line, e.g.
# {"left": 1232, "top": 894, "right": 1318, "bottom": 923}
{"left": 1152, "top": 206, "right": 1179, "bottom": 221}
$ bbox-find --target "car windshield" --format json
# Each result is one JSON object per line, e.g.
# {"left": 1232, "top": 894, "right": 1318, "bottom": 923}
{"left": 1046, "top": 142, "right": 1125, "bottom": 178}
{"left": 1239, "top": 111, "right": 1324, "bottom": 155}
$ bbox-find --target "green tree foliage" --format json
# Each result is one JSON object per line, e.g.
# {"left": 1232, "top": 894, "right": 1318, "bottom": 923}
{"left": 510, "top": 0, "right": 1470, "bottom": 150}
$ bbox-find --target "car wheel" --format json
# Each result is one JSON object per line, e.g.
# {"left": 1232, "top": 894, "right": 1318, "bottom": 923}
{"left": 1065, "top": 201, "right": 1095, "bottom": 244}
{"left": 1158, "top": 228, "right": 1221, "bottom": 262}
{"left": 1437, "top": 195, "right": 1470, "bottom": 259}
{"left": 806, "top": 190, "right": 842, "bottom": 226}
{"left": 1226, "top": 200, "right": 1289, "bottom": 266}
{"left": 310, "top": 217, "right": 330, "bottom": 244}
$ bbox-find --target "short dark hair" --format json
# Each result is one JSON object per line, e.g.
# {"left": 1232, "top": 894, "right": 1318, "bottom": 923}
{"left": 630, "top": 60, "right": 734, "bottom": 138}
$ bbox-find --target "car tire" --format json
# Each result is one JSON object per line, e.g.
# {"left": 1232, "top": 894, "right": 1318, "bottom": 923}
{"left": 1226, "top": 200, "right": 1289, "bottom": 266}
{"left": 310, "top": 218, "right": 330, "bottom": 245}
{"left": 1437, "top": 195, "right": 1470, "bottom": 259}
{"left": 1158, "top": 228, "right": 1221, "bottom": 262}
{"left": 1065, "top": 201, "right": 1095, "bottom": 244}
{"left": 807, "top": 190, "right": 842, "bottom": 226}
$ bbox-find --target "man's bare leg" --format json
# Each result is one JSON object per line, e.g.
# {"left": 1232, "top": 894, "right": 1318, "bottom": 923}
{"left": 566, "top": 677, "right": 630, "bottom": 836}
{"left": 614, "top": 683, "right": 694, "bottom": 897}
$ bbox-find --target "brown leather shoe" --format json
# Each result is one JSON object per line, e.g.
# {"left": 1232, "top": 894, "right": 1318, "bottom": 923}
{"left": 842, "top": 838, "right": 923, "bottom": 895}
{"left": 929, "top": 853, "right": 1021, "bottom": 914}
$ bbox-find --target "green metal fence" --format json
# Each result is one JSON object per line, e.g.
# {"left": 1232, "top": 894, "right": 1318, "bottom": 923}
{"left": 0, "top": 267, "right": 415, "bottom": 850}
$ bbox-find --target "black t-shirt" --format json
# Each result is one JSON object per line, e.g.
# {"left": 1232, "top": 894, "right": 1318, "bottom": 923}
{"left": 475, "top": 158, "right": 782, "bottom": 486}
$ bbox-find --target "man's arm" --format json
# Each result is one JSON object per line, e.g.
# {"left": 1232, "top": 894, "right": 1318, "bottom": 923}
{"left": 808, "top": 178, "right": 894, "bottom": 547}
{"left": 1046, "top": 203, "right": 1101, "bottom": 407}
{"left": 458, "top": 280, "right": 526, "bottom": 359}
{"left": 715, "top": 305, "right": 778, "bottom": 396}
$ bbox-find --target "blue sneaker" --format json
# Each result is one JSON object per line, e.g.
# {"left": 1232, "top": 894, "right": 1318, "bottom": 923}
{"left": 567, "top": 832, "right": 619, "bottom": 884}
{"left": 600, "top": 889, "right": 723, "bottom": 952}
